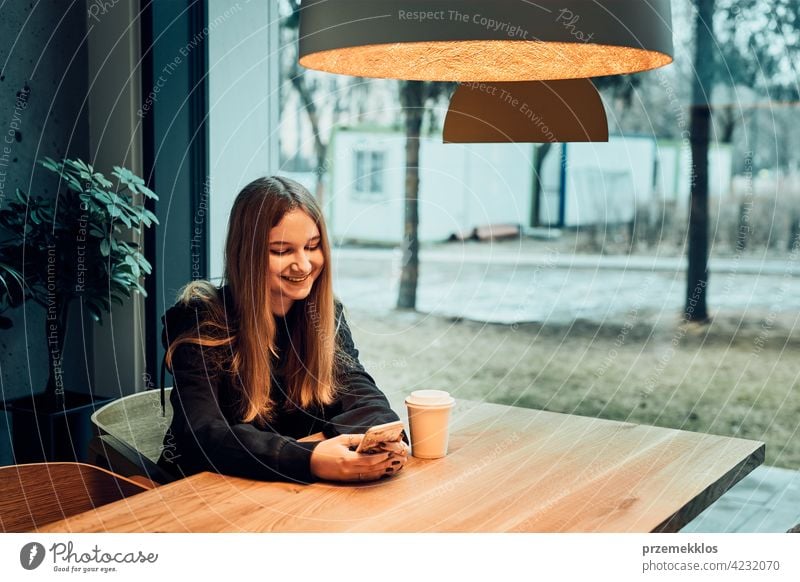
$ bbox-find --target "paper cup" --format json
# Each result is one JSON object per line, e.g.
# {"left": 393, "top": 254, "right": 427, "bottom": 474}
{"left": 405, "top": 390, "right": 455, "bottom": 459}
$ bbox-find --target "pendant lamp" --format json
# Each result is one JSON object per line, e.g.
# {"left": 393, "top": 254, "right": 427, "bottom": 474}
{"left": 299, "top": 0, "right": 673, "bottom": 81}
{"left": 298, "top": 0, "right": 673, "bottom": 143}
{"left": 443, "top": 79, "right": 608, "bottom": 143}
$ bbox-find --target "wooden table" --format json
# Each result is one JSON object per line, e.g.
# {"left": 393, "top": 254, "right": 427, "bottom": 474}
{"left": 39, "top": 399, "right": 764, "bottom": 532}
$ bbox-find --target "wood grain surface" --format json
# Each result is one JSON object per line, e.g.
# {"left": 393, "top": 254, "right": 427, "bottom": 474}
{"left": 37, "top": 399, "right": 764, "bottom": 533}
{"left": 1, "top": 462, "right": 150, "bottom": 532}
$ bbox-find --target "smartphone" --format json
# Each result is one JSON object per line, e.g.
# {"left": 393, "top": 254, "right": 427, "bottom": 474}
{"left": 354, "top": 420, "right": 405, "bottom": 454}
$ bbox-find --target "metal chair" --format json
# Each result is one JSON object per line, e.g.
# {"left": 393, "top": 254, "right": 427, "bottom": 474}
{"left": 88, "top": 388, "right": 175, "bottom": 485}
{"left": 0, "top": 462, "right": 151, "bottom": 532}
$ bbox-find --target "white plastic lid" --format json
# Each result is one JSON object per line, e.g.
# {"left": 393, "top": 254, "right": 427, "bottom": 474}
{"left": 405, "top": 389, "right": 455, "bottom": 407}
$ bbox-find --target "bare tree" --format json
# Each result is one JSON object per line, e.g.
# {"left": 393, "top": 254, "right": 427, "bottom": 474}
{"left": 283, "top": 0, "right": 358, "bottom": 205}
{"left": 686, "top": 0, "right": 715, "bottom": 322}
{"left": 685, "top": 0, "right": 800, "bottom": 321}
{"left": 713, "top": 0, "right": 800, "bottom": 148}
{"left": 397, "top": 81, "right": 453, "bottom": 310}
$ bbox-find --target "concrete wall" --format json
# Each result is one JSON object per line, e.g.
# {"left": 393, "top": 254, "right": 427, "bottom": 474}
{"left": 0, "top": 2, "right": 91, "bottom": 464}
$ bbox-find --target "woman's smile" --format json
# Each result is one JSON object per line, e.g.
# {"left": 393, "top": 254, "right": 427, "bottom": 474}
{"left": 282, "top": 272, "right": 311, "bottom": 283}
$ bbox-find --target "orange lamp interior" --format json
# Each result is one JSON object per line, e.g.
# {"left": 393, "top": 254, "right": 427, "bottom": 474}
{"left": 300, "top": 40, "right": 673, "bottom": 82}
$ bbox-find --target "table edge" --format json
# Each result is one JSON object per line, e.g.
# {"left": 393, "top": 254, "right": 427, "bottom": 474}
{"left": 651, "top": 441, "right": 766, "bottom": 533}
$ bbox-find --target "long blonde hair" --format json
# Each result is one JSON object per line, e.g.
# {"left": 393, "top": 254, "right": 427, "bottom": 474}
{"left": 165, "top": 176, "right": 338, "bottom": 425}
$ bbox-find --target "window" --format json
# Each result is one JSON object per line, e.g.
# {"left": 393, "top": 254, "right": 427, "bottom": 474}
{"left": 353, "top": 148, "right": 386, "bottom": 200}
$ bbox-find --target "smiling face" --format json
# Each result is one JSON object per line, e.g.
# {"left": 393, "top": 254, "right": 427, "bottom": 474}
{"left": 268, "top": 209, "right": 325, "bottom": 315}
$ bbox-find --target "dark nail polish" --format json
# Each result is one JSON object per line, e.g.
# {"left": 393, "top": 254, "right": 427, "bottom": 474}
{"left": 385, "top": 467, "right": 394, "bottom": 473}
{"left": 392, "top": 460, "right": 401, "bottom": 466}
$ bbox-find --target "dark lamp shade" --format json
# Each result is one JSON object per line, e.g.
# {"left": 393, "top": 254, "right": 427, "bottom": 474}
{"left": 299, "top": 0, "right": 674, "bottom": 81}
{"left": 443, "top": 80, "right": 608, "bottom": 143}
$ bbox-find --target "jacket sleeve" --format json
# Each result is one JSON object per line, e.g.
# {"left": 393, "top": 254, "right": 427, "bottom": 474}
{"left": 322, "top": 302, "right": 407, "bottom": 442}
{"left": 163, "top": 303, "right": 320, "bottom": 484}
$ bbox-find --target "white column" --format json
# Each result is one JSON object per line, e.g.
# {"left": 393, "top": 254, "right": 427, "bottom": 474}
{"left": 208, "top": 0, "right": 281, "bottom": 280}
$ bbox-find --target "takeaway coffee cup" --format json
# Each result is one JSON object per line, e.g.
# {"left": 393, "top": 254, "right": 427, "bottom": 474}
{"left": 405, "top": 389, "right": 456, "bottom": 459}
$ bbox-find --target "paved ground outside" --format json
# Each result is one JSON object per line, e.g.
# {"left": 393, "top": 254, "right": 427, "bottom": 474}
{"left": 682, "top": 466, "right": 800, "bottom": 533}
{"left": 332, "top": 243, "right": 800, "bottom": 325}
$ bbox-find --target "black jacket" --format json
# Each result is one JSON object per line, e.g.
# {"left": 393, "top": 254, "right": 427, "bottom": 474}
{"left": 156, "top": 285, "right": 402, "bottom": 484}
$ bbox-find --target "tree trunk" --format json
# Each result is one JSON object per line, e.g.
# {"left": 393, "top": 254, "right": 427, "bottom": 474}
{"left": 530, "top": 142, "right": 553, "bottom": 227}
{"left": 286, "top": 1, "right": 328, "bottom": 204}
{"left": 685, "top": 0, "right": 715, "bottom": 323}
{"left": 290, "top": 66, "right": 328, "bottom": 205}
{"left": 718, "top": 105, "right": 737, "bottom": 143}
{"left": 789, "top": 214, "right": 800, "bottom": 252}
{"left": 397, "top": 81, "right": 424, "bottom": 310}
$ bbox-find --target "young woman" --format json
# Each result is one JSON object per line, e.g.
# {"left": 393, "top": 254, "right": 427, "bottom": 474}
{"left": 156, "top": 176, "right": 408, "bottom": 484}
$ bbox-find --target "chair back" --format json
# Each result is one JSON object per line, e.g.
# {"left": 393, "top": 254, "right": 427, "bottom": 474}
{"left": 91, "top": 388, "right": 173, "bottom": 463}
{"left": 0, "top": 462, "right": 149, "bottom": 532}
{"left": 88, "top": 389, "right": 175, "bottom": 484}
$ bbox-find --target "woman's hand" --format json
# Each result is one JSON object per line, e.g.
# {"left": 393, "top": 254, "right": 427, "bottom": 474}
{"left": 379, "top": 439, "right": 410, "bottom": 459}
{"left": 309, "top": 434, "right": 408, "bottom": 482}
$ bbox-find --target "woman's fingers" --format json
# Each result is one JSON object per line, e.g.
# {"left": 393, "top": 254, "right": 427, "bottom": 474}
{"left": 349, "top": 451, "right": 393, "bottom": 468}
{"left": 379, "top": 440, "right": 409, "bottom": 456}
{"left": 346, "top": 451, "right": 404, "bottom": 478}
{"left": 392, "top": 454, "right": 408, "bottom": 468}
{"left": 390, "top": 454, "right": 407, "bottom": 473}
{"left": 362, "top": 452, "right": 407, "bottom": 475}
{"left": 337, "top": 433, "right": 364, "bottom": 451}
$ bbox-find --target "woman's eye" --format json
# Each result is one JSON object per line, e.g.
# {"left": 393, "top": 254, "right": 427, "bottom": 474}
{"left": 270, "top": 245, "right": 318, "bottom": 255}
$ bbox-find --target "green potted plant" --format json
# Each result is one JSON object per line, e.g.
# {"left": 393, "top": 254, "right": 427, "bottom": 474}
{"left": 0, "top": 157, "right": 158, "bottom": 462}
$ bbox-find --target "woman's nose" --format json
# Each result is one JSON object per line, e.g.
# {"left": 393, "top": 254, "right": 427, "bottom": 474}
{"left": 294, "top": 252, "right": 312, "bottom": 272}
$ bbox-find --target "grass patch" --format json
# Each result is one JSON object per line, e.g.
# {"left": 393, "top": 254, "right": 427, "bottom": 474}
{"left": 357, "top": 310, "right": 800, "bottom": 469}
